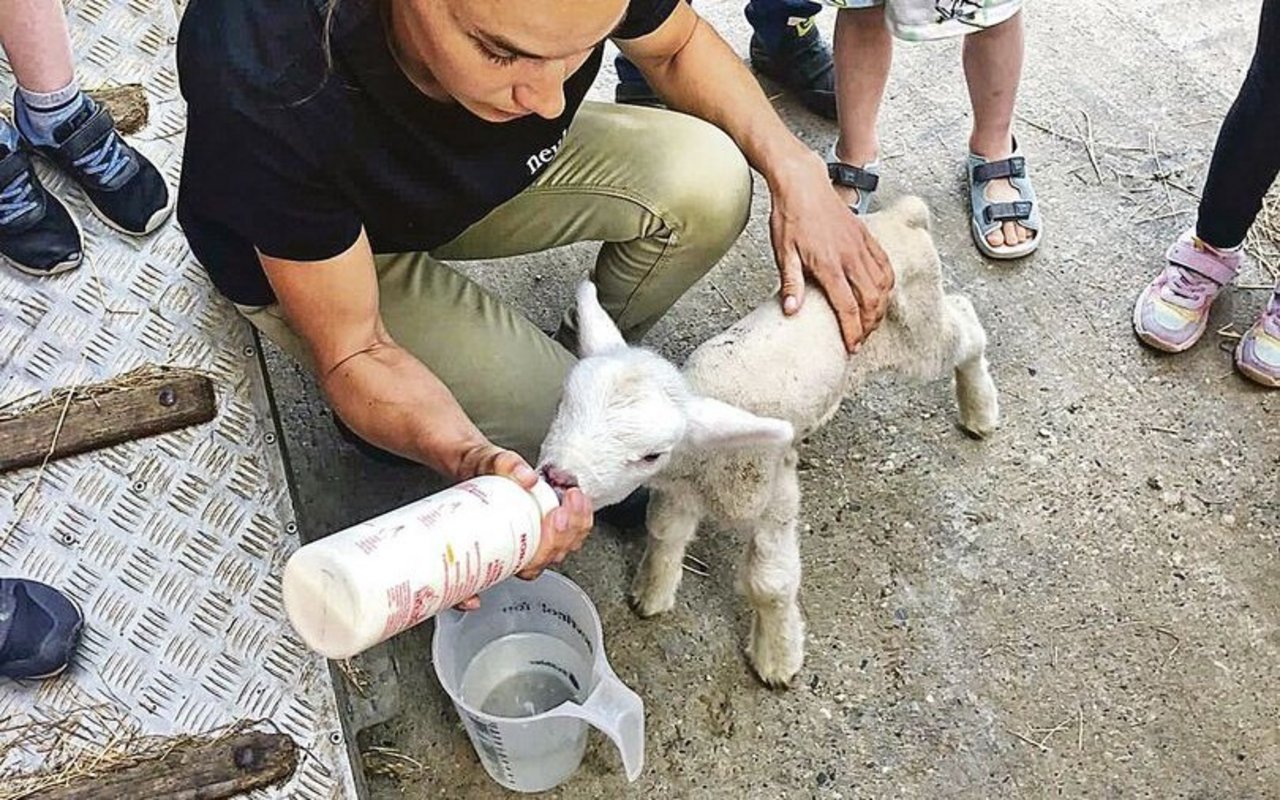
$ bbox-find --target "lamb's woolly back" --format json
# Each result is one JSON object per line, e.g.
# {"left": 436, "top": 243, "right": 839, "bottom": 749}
{"left": 684, "top": 196, "right": 952, "bottom": 438}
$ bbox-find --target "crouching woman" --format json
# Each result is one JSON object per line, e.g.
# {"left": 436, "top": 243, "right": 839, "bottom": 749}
{"left": 174, "top": 0, "right": 892, "bottom": 577}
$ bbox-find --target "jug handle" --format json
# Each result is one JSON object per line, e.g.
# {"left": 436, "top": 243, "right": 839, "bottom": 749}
{"left": 557, "top": 661, "right": 645, "bottom": 782}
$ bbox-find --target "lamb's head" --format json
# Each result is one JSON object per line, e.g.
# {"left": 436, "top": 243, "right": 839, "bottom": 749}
{"left": 537, "top": 282, "right": 795, "bottom": 510}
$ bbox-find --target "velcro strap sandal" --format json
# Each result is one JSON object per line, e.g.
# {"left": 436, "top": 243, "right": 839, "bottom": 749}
{"left": 826, "top": 143, "right": 880, "bottom": 216}
{"left": 968, "top": 141, "right": 1042, "bottom": 260}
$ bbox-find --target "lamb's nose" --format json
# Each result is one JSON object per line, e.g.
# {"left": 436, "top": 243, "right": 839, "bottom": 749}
{"left": 539, "top": 464, "right": 579, "bottom": 493}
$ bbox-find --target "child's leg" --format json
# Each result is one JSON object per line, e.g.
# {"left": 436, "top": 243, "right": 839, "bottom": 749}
{"left": 1223, "top": 0, "right": 1280, "bottom": 388}
{"left": 832, "top": 4, "right": 892, "bottom": 209}
{"left": 0, "top": 0, "right": 75, "bottom": 93}
{"left": 2, "top": 0, "right": 88, "bottom": 148}
{"left": 0, "top": 0, "right": 83, "bottom": 277}
{"left": 1, "top": 0, "right": 172, "bottom": 236}
{"left": 1133, "top": 0, "right": 1279, "bottom": 358}
{"left": 1197, "top": 0, "right": 1280, "bottom": 250}
{"left": 963, "top": 10, "right": 1031, "bottom": 249}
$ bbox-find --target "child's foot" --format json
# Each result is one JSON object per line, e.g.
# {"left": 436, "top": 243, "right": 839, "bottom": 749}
{"left": 17, "top": 93, "right": 173, "bottom": 236}
{"left": 968, "top": 137, "right": 1041, "bottom": 259}
{"left": 749, "top": 26, "right": 837, "bottom": 121}
{"left": 826, "top": 142, "right": 879, "bottom": 216}
{"left": 1133, "top": 230, "right": 1243, "bottom": 353}
{"left": 0, "top": 137, "right": 82, "bottom": 276}
{"left": 0, "top": 578, "right": 84, "bottom": 680}
{"left": 1235, "top": 289, "right": 1280, "bottom": 388}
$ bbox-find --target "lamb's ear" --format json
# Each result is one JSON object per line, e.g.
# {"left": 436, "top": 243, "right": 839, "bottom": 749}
{"left": 576, "top": 281, "right": 626, "bottom": 357}
{"left": 684, "top": 397, "right": 794, "bottom": 450}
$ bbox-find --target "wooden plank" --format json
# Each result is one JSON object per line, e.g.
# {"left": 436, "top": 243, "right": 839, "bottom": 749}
{"left": 27, "top": 731, "right": 297, "bottom": 800}
{"left": 86, "top": 84, "right": 149, "bottom": 135}
{"left": 0, "top": 370, "right": 216, "bottom": 474}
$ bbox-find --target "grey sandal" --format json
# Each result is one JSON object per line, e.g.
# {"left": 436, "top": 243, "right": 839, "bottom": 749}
{"left": 967, "top": 139, "right": 1042, "bottom": 259}
{"left": 826, "top": 143, "right": 880, "bottom": 216}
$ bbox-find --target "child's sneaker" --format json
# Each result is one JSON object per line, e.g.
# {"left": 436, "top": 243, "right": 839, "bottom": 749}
{"left": 1133, "top": 229, "right": 1244, "bottom": 353}
{"left": 0, "top": 578, "right": 83, "bottom": 680}
{"left": 1235, "top": 288, "right": 1280, "bottom": 388}
{"left": 0, "top": 140, "right": 82, "bottom": 276}
{"left": 19, "top": 95, "right": 173, "bottom": 236}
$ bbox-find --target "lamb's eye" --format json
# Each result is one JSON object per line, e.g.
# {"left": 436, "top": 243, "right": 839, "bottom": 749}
{"left": 640, "top": 453, "right": 664, "bottom": 464}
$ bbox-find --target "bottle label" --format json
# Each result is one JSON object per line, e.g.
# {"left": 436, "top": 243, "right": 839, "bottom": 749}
{"left": 348, "top": 479, "right": 538, "bottom": 639}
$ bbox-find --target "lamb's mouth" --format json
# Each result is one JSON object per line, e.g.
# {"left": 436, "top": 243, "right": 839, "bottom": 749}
{"left": 537, "top": 465, "right": 575, "bottom": 504}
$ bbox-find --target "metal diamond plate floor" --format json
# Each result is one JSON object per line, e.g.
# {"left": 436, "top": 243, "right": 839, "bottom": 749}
{"left": 0, "top": 1, "right": 359, "bottom": 796}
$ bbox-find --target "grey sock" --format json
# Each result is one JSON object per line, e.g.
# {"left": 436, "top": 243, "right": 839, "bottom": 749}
{"left": 14, "top": 81, "right": 86, "bottom": 146}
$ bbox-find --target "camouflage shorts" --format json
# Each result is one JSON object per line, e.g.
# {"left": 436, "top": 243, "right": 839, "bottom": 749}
{"left": 823, "top": 0, "right": 1024, "bottom": 41}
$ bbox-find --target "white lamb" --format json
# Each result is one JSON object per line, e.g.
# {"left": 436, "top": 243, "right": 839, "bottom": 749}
{"left": 537, "top": 197, "right": 1000, "bottom": 687}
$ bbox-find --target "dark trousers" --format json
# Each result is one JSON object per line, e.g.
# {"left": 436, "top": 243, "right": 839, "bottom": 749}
{"left": 616, "top": 0, "right": 824, "bottom": 85}
{"left": 1197, "top": 0, "right": 1280, "bottom": 249}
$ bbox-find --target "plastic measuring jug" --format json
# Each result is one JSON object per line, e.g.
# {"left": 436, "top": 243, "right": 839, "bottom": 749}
{"left": 432, "top": 571, "right": 644, "bottom": 793}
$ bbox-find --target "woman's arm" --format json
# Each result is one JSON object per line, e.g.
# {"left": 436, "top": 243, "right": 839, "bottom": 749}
{"left": 259, "top": 229, "right": 510, "bottom": 481}
{"left": 617, "top": 4, "right": 893, "bottom": 352}
{"left": 258, "top": 229, "right": 593, "bottom": 581}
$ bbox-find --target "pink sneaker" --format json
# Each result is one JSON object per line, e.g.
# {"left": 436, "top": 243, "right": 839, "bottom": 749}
{"left": 1133, "top": 230, "right": 1243, "bottom": 353}
{"left": 1235, "top": 288, "right": 1280, "bottom": 388}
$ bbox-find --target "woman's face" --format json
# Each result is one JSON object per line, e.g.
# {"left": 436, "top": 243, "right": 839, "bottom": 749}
{"left": 390, "top": 0, "right": 629, "bottom": 122}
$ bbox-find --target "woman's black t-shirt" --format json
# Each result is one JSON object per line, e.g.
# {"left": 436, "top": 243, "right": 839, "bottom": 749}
{"left": 176, "top": 0, "right": 677, "bottom": 305}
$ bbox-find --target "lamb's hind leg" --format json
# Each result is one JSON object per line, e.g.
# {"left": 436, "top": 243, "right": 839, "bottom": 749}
{"left": 945, "top": 294, "right": 1000, "bottom": 437}
{"left": 630, "top": 488, "right": 701, "bottom": 618}
{"left": 738, "top": 452, "right": 805, "bottom": 688}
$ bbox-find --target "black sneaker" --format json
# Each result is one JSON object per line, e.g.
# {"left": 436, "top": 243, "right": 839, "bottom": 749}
{"left": 0, "top": 141, "right": 82, "bottom": 276}
{"left": 749, "top": 26, "right": 837, "bottom": 121}
{"left": 615, "top": 79, "right": 666, "bottom": 110}
{"left": 0, "top": 577, "right": 84, "bottom": 680}
{"left": 29, "top": 98, "right": 173, "bottom": 236}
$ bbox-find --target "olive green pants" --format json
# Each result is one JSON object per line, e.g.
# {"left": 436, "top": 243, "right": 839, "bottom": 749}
{"left": 239, "top": 102, "right": 752, "bottom": 461}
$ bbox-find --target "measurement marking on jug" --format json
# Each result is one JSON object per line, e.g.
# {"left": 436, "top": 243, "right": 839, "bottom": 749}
{"left": 469, "top": 715, "right": 515, "bottom": 785}
{"left": 529, "top": 659, "right": 581, "bottom": 691}
{"left": 540, "top": 603, "right": 594, "bottom": 654}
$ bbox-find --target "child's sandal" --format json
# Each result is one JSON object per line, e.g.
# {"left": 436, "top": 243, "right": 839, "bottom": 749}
{"left": 825, "top": 143, "right": 880, "bottom": 216}
{"left": 968, "top": 139, "right": 1042, "bottom": 259}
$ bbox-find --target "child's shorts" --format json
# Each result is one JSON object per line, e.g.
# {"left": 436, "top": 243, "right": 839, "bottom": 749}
{"left": 824, "top": 0, "right": 1024, "bottom": 42}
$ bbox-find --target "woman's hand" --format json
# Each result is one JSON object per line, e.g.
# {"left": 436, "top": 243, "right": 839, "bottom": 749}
{"left": 449, "top": 441, "right": 594, "bottom": 606}
{"left": 768, "top": 151, "right": 894, "bottom": 353}
{"left": 517, "top": 486, "right": 593, "bottom": 581}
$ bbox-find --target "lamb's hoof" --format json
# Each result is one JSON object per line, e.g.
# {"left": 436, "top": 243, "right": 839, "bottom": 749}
{"left": 628, "top": 585, "right": 676, "bottom": 619}
{"left": 754, "top": 666, "right": 797, "bottom": 690}
{"left": 958, "top": 397, "right": 1000, "bottom": 439}
{"left": 748, "top": 616, "right": 804, "bottom": 689}
{"left": 958, "top": 415, "right": 998, "bottom": 440}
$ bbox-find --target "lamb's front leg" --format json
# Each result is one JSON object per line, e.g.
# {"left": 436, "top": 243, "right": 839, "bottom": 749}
{"left": 739, "top": 458, "right": 804, "bottom": 688}
{"left": 945, "top": 295, "right": 1000, "bottom": 437}
{"left": 630, "top": 488, "right": 701, "bottom": 618}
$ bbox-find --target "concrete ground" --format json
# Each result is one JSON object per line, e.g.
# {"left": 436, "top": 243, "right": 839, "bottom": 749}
{"left": 264, "top": 1, "right": 1279, "bottom": 797}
